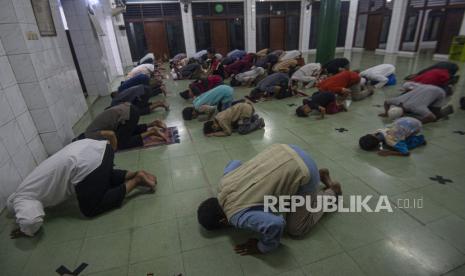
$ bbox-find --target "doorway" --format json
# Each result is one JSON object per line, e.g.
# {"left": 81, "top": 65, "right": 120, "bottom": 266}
{"left": 144, "top": 21, "right": 170, "bottom": 61}
{"left": 270, "top": 17, "right": 286, "bottom": 50}
{"left": 211, "top": 20, "right": 229, "bottom": 56}
{"left": 436, "top": 9, "right": 464, "bottom": 54}
{"left": 364, "top": 14, "right": 384, "bottom": 50}
{"left": 192, "top": 2, "right": 245, "bottom": 54}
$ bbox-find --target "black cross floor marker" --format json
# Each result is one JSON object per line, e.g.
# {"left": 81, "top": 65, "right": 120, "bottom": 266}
{"left": 453, "top": 130, "right": 465, "bottom": 135}
{"left": 335, "top": 128, "right": 348, "bottom": 133}
{"left": 429, "top": 175, "right": 453, "bottom": 185}
{"left": 288, "top": 103, "right": 296, "bottom": 107}
{"left": 56, "top": 263, "right": 88, "bottom": 276}
{"left": 372, "top": 104, "right": 382, "bottom": 108}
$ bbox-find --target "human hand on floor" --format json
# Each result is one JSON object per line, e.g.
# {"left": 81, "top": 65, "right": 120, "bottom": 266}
{"left": 234, "top": 238, "right": 261, "bottom": 255}
{"left": 341, "top": 88, "right": 351, "bottom": 96}
{"left": 10, "top": 228, "right": 28, "bottom": 239}
{"left": 149, "top": 119, "right": 167, "bottom": 129}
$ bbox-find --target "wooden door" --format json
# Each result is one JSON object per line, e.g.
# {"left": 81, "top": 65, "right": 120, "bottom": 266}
{"left": 144, "top": 21, "right": 170, "bottom": 61}
{"left": 211, "top": 20, "right": 229, "bottom": 56}
{"left": 270, "top": 17, "right": 285, "bottom": 50}
{"left": 364, "top": 14, "right": 384, "bottom": 50}
{"left": 436, "top": 9, "right": 464, "bottom": 54}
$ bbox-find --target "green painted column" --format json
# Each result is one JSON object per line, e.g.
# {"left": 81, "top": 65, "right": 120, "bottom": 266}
{"left": 315, "top": 0, "right": 341, "bottom": 64}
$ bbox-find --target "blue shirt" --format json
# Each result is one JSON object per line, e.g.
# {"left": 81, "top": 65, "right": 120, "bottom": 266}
{"left": 111, "top": 84, "right": 148, "bottom": 107}
{"left": 376, "top": 117, "right": 422, "bottom": 154}
{"left": 227, "top": 49, "right": 246, "bottom": 60}
{"left": 225, "top": 145, "right": 319, "bottom": 253}
{"left": 118, "top": 74, "right": 149, "bottom": 92}
{"left": 193, "top": 85, "right": 234, "bottom": 110}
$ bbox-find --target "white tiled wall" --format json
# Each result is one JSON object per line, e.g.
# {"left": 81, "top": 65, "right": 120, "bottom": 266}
{"left": 0, "top": 40, "right": 43, "bottom": 210}
{"left": 0, "top": 0, "right": 89, "bottom": 210}
{"left": 61, "top": 0, "right": 111, "bottom": 96}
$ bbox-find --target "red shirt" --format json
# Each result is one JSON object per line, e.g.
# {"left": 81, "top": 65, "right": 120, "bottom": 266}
{"left": 413, "top": 69, "right": 450, "bottom": 86}
{"left": 317, "top": 71, "right": 361, "bottom": 94}
{"left": 190, "top": 75, "right": 223, "bottom": 94}
{"left": 224, "top": 54, "right": 255, "bottom": 75}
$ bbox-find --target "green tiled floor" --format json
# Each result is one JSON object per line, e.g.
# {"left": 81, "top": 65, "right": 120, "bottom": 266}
{"left": 1, "top": 51, "right": 465, "bottom": 275}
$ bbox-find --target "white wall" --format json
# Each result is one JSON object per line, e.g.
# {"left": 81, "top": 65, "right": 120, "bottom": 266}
{"left": 61, "top": 0, "right": 111, "bottom": 96}
{"left": 0, "top": 0, "right": 88, "bottom": 209}
{"left": 111, "top": 3, "right": 133, "bottom": 69}
{"left": 180, "top": 3, "right": 196, "bottom": 56}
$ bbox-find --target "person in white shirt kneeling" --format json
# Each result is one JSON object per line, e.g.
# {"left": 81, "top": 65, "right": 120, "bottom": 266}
{"left": 7, "top": 139, "right": 156, "bottom": 238}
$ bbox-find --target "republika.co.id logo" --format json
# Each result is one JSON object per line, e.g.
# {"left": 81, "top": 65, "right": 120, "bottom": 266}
{"left": 264, "top": 195, "right": 423, "bottom": 213}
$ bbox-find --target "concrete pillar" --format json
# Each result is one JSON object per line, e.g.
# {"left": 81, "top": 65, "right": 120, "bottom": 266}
{"left": 245, "top": 0, "right": 257, "bottom": 52}
{"left": 299, "top": 0, "right": 312, "bottom": 52}
{"left": 385, "top": 0, "right": 408, "bottom": 53}
{"left": 95, "top": 0, "right": 124, "bottom": 78}
{"left": 62, "top": 0, "right": 111, "bottom": 96}
{"left": 111, "top": 9, "right": 133, "bottom": 70}
{"left": 344, "top": 0, "right": 359, "bottom": 50}
{"left": 180, "top": 3, "right": 196, "bottom": 56}
{"left": 316, "top": 0, "right": 341, "bottom": 64}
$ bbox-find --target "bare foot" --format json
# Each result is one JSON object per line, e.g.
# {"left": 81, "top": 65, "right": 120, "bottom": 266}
{"left": 141, "top": 170, "right": 157, "bottom": 183}
{"left": 319, "top": 168, "right": 331, "bottom": 187}
{"left": 159, "top": 132, "right": 169, "bottom": 142}
{"left": 136, "top": 171, "right": 157, "bottom": 190}
{"left": 163, "top": 102, "right": 170, "bottom": 111}
{"left": 330, "top": 182, "right": 342, "bottom": 196}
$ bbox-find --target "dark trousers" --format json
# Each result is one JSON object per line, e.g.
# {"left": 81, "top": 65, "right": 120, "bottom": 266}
{"left": 75, "top": 145, "right": 128, "bottom": 217}
{"left": 116, "top": 106, "right": 148, "bottom": 150}
{"left": 133, "top": 88, "right": 152, "bottom": 115}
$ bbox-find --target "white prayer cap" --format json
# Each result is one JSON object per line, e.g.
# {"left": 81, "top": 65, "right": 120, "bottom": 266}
{"left": 388, "top": 106, "right": 403, "bottom": 120}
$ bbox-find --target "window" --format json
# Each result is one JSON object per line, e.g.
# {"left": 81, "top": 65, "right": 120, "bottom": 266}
{"left": 286, "top": 15, "right": 300, "bottom": 50}
{"left": 337, "top": 2, "right": 350, "bottom": 47}
{"left": 423, "top": 12, "right": 442, "bottom": 41}
{"left": 379, "top": 15, "right": 391, "bottom": 44}
{"left": 125, "top": 22, "right": 147, "bottom": 61}
{"left": 354, "top": 14, "right": 368, "bottom": 47}
{"left": 165, "top": 21, "right": 186, "bottom": 56}
{"left": 229, "top": 18, "right": 245, "bottom": 50}
{"left": 309, "top": 3, "right": 320, "bottom": 49}
{"left": 403, "top": 13, "right": 419, "bottom": 42}
{"left": 256, "top": 17, "right": 270, "bottom": 50}
{"left": 193, "top": 20, "right": 211, "bottom": 51}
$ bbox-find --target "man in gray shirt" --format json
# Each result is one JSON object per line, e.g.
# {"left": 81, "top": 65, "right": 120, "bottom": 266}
{"left": 381, "top": 83, "right": 450, "bottom": 123}
{"left": 110, "top": 85, "right": 168, "bottom": 115}
{"left": 84, "top": 103, "right": 167, "bottom": 150}
{"left": 249, "top": 72, "right": 291, "bottom": 101}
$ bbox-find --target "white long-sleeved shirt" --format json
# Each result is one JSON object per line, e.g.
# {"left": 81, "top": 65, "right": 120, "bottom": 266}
{"left": 139, "top": 53, "right": 154, "bottom": 64}
{"left": 279, "top": 50, "right": 301, "bottom": 61}
{"left": 127, "top": 64, "right": 155, "bottom": 79}
{"left": 291, "top": 63, "right": 321, "bottom": 81}
{"left": 235, "top": 67, "right": 265, "bottom": 83}
{"left": 360, "top": 64, "right": 395, "bottom": 88}
{"left": 6, "top": 139, "right": 108, "bottom": 236}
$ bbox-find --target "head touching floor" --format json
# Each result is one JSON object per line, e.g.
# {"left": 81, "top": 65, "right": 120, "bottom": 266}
{"left": 182, "top": 107, "right": 196, "bottom": 120}
{"left": 359, "top": 134, "right": 380, "bottom": 151}
{"left": 197, "top": 197, "right": 227, "bottom": 230}
{"left": 296, "top": 105, "right": 311, "bottom": 117}
{"left": 203, "top": 120, "right": 220, "bottom": 135}
{"left": 230, "top": 77, "right": 241, "bottom": 87}
{"left": 179, "top": 90, "right": 190, "bottom": 100}
{"left": 388, "top": 106, "right": 404, "bottom": 120}
{"left": 190, "top": 86, "right": 201, "bottom": 96}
